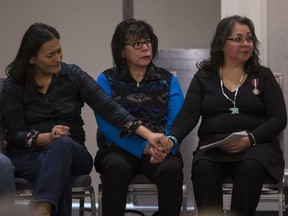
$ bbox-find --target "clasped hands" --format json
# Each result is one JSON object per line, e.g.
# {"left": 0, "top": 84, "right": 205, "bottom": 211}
{"left": 144, "top": 133, "right": 174, "bottom": 164}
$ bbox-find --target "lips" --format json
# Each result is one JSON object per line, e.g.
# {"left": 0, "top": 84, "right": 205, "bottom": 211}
{"left": 240, "top": 50, "right": 251, "bottom": 55}
{"left": 142, "top": 55, "right": 151, "bottom": 59}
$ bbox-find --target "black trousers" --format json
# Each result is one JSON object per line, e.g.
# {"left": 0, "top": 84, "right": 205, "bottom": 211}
{"left": 94, "top": 146, "right": 183, "bottom": 216}
{"left": 192, "top": 159, "right": 267, "bottom": 216}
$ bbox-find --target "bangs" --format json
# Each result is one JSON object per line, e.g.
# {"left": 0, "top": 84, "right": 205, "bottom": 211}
{"left": 124, "top": 25, "right": 150, "bottom": 42}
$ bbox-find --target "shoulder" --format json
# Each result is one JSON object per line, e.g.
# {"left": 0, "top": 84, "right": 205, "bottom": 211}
{"left": 59, "top": 62, "right": 94, "bottom": 83}
{"left": 2, "top": 77, "right": 22, "bottom": 91}
{"left": 102, "top": 68, "right": 116, "bottom": 77}
{"left": 60, "top": 62, "right": 83, "bottom": 75}
{"left": 155, "top": 66, "right": 173, "bottom": 77}
{"left": 147, "top": 65, "right": 173, "bottom": 85}
{"left": 255, "top": 66, "right": 274, "bottom": 79}
{"left": 100, "top": 68, "right": 118, "bottom": 83}
{"left": 194, "top": 69, "right": 215, "bottom": 80}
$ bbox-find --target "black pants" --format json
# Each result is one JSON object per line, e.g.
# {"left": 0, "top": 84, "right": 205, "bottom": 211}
{"left": 192, "top": 159, "right": 267, "bottom": 216}
{"left": 95, "top": 146, "right": 183, "bottom": 216}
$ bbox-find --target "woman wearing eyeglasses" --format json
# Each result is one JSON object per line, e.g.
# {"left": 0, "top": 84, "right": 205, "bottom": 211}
{"left": 162, "top": 15, "right": 287, "bottom": 216}
{"left": 94, "top": 19, "right": 184, "bottom": 216}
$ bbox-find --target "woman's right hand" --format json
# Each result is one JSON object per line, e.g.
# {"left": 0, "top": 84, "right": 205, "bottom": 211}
{"left": 144, "top": 143, "right": 167, "bottom": 164}
{"left": 51, "top": 125, "right": 70, "bottom": 139}
{"left": 33, "top": 125, "right": 70, "bottom": 148}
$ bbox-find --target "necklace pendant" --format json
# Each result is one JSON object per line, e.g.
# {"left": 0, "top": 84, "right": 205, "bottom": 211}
{"left": 229, "top": 107, "right": 239, "bottom": 114}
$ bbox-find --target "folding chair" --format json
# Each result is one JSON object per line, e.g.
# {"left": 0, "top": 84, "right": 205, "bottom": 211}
{"left": 98, "top": 173, "right": 187, "bottom": 216}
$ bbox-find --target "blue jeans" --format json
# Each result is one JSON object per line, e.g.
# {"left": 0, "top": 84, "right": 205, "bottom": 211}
{"left": 0, "top": 153, "right": 15, "bottom": 198}
{"left": 6, "top": 136, "right": 93, "bottom": 216}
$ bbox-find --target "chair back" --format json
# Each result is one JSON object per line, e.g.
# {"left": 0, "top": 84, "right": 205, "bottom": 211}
{"left": 0, "top": 78, "right": 5, "bottom": 152}
{"left": 273, "top": 73, "right": 285, "bottom": 153}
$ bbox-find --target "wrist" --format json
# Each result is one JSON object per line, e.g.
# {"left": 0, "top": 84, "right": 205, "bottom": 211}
{"left": 121, "top": 120, "right": 142, "bottom": 137}
{"left": 167, "top": 135, "right": 178, "bottom": 147}
{"left": 248, "top": 132, "right": 256, "bottom": 146}
{"left": 26, "top": 130, "right": 40, "bottom": 150}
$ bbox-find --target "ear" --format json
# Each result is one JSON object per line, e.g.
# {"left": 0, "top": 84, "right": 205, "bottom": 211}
{"left": 121, "top": 50, "right": 125, "bottom": 58}
{"left": 29, "top": 56, "right": 35, "bottom": 64}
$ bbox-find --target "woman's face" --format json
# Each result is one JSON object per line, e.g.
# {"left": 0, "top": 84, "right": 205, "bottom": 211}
{"left": 29, "top": 38, "right": 63, "bottom": 76}
{"left": 222, "top": 22, "right": 254, "bottom": 65}
{"left": 121, "top": 37, "right": 153, "bottom": 71}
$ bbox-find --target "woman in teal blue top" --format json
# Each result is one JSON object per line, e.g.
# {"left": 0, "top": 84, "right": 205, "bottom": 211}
{"left": 94, "top": 19, "right": 184, "bottom": 216}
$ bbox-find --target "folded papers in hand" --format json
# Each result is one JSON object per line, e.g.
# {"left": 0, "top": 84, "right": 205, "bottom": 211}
{"left": 199, "top": 131, "right": 248, "bottom": 150}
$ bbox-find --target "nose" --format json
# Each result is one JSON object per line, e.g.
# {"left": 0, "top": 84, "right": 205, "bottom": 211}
{"left": 241, "top": 40, "right": 249, "bottom": 46}
{"left": 54, "top": 53, "right": 62, "bottom": 62}
{"left": 141, "top": 43, "right": 149, "bottom": 51}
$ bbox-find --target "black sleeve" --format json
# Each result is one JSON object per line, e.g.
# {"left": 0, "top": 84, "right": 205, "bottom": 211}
{"left": 170, "top": 74, "right": 201, "bottom": 141}
{"left": 250, "top": 68, "right": 287, "bottom": 143}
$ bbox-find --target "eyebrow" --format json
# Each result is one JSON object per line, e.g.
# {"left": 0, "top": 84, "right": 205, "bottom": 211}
{"left": 230, "top": 32, "right": 252, "bottom": 36}
{"left": 46, "top": 47, "right": 62, "bottom": 55}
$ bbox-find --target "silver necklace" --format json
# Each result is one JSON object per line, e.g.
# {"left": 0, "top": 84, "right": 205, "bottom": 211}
{"left": 219, "top": 70, "right": 244, "bottom": 114}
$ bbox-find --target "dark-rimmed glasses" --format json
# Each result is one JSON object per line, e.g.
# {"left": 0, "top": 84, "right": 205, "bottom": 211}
{"left": 124, "top": 40, "right": 152, "bottom": 50}
{"left": 226, "top": 35, "right": 254, "bottom": 44}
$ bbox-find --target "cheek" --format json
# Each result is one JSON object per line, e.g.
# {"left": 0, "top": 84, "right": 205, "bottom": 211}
{"left": 223, "top": 45, "right": 237, "bottom": 55}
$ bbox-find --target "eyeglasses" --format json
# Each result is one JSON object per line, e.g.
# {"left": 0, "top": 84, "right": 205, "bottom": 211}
{"left": 226, "top": 35, "right": 254, "bottom": 44}
{"left": 124, "top": 40, "right": 152, "bottom": 50}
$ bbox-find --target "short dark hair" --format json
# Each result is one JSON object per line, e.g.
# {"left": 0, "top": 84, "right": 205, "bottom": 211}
{"left": 5, "top": 23, "right": 60, "bottom": 92}
{"left": 197, "top": 15, "right": 261, "bottom": 76}
{"left": 111, "top": 19, "right": 158, "bottom": 72}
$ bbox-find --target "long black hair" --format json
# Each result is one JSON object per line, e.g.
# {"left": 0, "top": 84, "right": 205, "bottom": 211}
{"left": 197, "top": 15, "right": 261, "bottom": 77}
{"left": 5, "top": 23, "right": 60, "bottom": 92}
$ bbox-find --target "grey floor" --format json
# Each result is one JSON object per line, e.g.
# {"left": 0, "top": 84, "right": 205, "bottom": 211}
{"left": 8, "top": 203, "right": 279, "bottom": 216}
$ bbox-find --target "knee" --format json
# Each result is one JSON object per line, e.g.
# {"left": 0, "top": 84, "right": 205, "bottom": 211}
{"left": 158, "top": 159, "right": 183, "bottom": 180}
{"left": 0, "top": 154, "right": 14, "bottom": 174}
{"left": 235, "top": 159, "right": 266, "bottom": 179}
{"left": 192, "top": 160, "right": 215, "bottom": 177}
{"left": 102, "top": 158, "right": 134, "bottom": 179}
{"left": 49, "top": 136, "right": 77, "bottom": 151}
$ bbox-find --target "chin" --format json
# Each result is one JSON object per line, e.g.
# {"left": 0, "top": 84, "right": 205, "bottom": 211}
{"left": 53, "top": 66, "right": 61, "bottom": 73}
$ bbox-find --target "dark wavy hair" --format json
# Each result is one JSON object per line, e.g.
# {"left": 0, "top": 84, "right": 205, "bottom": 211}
{"left": 111, "top": 19, "right": 158, "bottom": 73}
{"left": 197, "top": 15, "right": 261, "bottom": 77}
{"left": 5, "top": 23, "right": 60, "bottom": 92}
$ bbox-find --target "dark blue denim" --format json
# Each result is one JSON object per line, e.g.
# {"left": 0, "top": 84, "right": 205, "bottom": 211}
{"left": 0, "top": 153, "right": 15, "bottom": 198}
{"left": 6, "top": 136, "right": 93, "bottom": 216}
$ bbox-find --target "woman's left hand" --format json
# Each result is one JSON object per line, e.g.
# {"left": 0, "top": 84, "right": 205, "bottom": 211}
{"left": 222, "top": 137, "right": 251, "bottom": 153}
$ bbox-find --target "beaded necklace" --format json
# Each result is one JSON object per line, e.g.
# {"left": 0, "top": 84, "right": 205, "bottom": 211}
{"left": 219, "top": 70, "right": 244, "bottom": 114}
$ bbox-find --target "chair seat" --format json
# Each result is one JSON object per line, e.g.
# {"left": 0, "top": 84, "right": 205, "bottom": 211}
{"left": 98, "top": 173, "right": 187, "bottom": 216}
{"left": 15, "top": 178, "right": 34, "bottom": 189}
{"left": 15, "top": 175, "right": 92, "bottom": 189}
{"left": 71, "top": 175, "right": 92, "bottom": 187}
{"left": 14, "top": 175, "right": 96, "bottom": 216}
{"left": 129, "top": 174, "right": 154, "bottom": 184}
{"left": 222, "top": 174, "right": 280, "bottom": 191}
